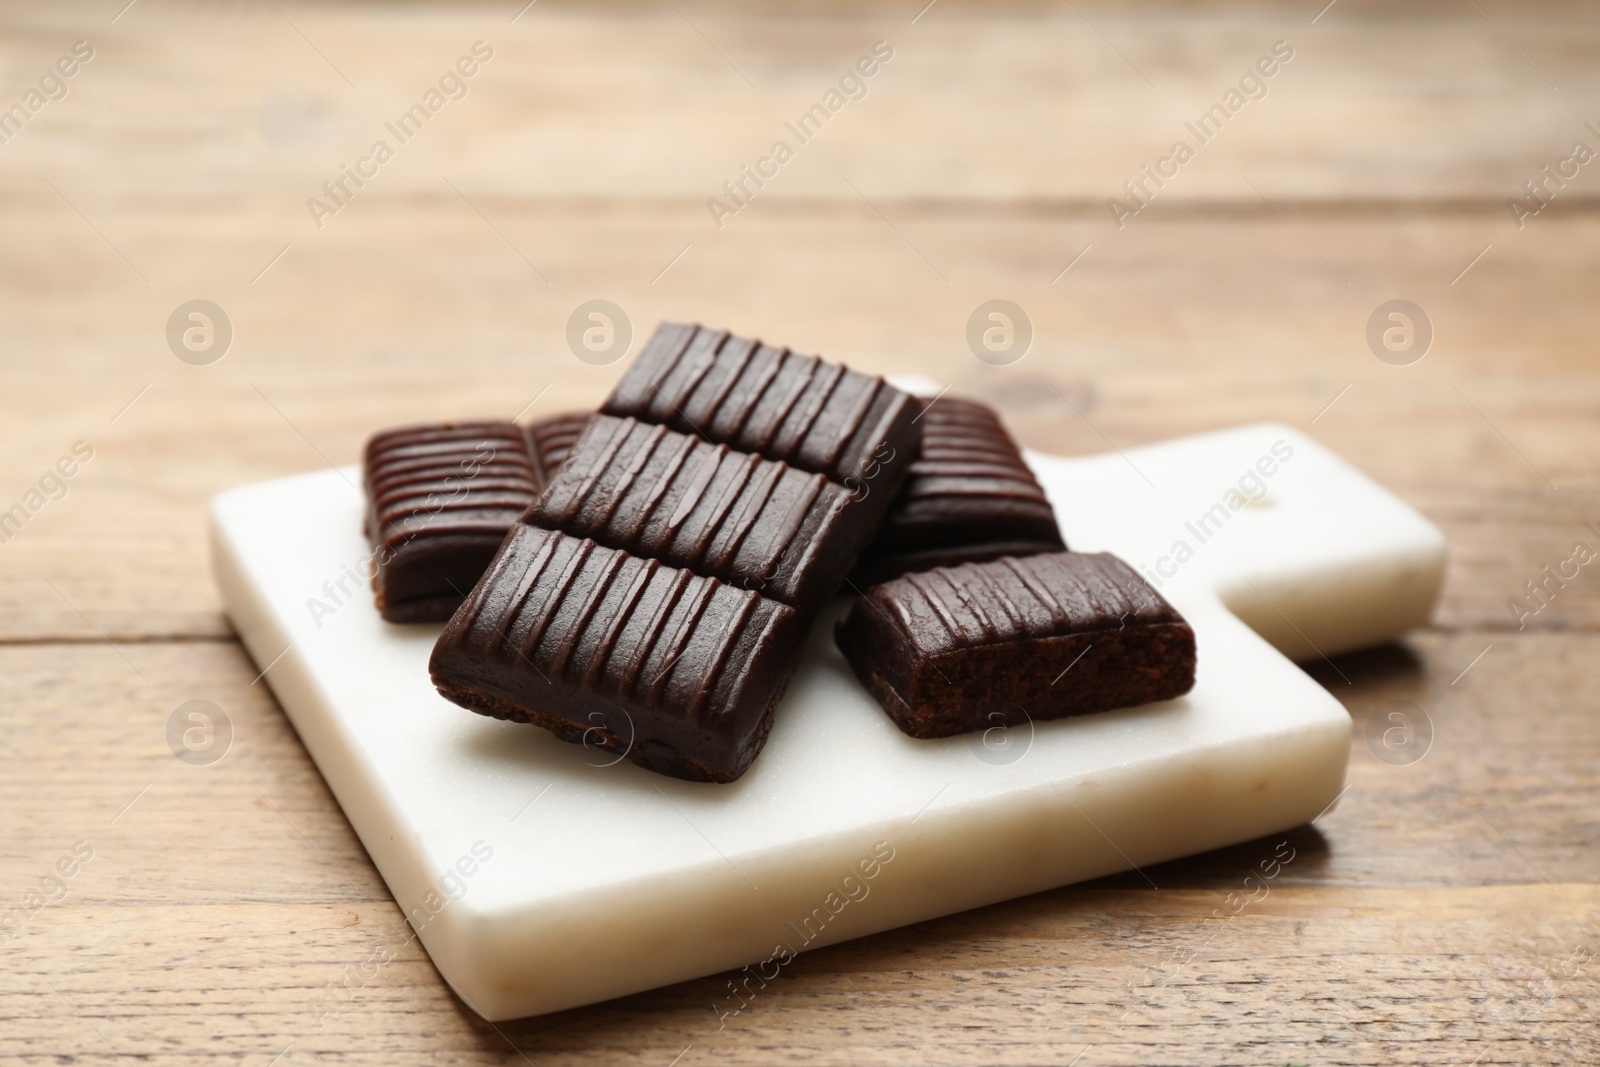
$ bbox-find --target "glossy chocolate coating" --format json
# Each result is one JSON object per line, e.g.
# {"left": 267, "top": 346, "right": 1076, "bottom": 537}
{"left": 526, "top": 411, "right": 591, "bottom": 484}
{"left": 362, "top": 414, "right": 588, "bottom": 623}
{"left": 432, "top": 327, "right": 921, "bottom": 782}
{"left": 850, "top": 396, "right": 1065, "bottom": 586}
{"left": 430, "top": 525, "right": 805, "bottom": 783}
{"left": 602, "top": 322, "right": 921, "bottom": 489}
{"left": 529, "top": 415, "right": 886, "bottom": 616}
{"left": 835, "top": 552, "right": 1195, "bottom": 739}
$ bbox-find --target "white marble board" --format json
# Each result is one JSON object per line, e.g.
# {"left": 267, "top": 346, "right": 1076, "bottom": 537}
{"left": 210, "top": 419, "right": 1444, "bottom": 1020}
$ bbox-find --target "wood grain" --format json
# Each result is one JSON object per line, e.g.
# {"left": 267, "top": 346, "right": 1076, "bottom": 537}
{"left": 1, "top": 1, "right": 1597, "bottom": 1063}
{"left": 5, "top": 1, "right": 1599, "bottom": 203}
{"left": 2, "top": 636, "right": 1597, "bottom": 1064}
{"left": 2, "top": 209, "right": 1598, "bottom": 640}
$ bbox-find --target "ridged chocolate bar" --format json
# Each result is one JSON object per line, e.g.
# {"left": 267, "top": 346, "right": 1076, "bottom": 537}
{"left": 526, "top": 411, "right": 590, "bottom": 484}
{"left": 602, "top": 322, "right": 921, "bottom": 489}
{"left": 529, "top": 415, "right": 881, "bottom": 616}
{"left": 363, "top": 413, "right": 589, "bottom": 623}
{"left": 850, "top": 396, "right": 1065, "bottom": 587}
{"left": 430, "top": 525, "right": 806, "bottom": 783}
{"left": 431, "top": 413, "right": 908, "bottom": 780}
{"left": 835, "top": 552, "right": 1195, "bottom": 739}
{"left": 432, "top": 327, "right": 922, "bottom": 782}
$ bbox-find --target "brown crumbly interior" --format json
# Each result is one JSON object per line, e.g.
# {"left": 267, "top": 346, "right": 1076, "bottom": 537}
{"left": 844, "top": 624, "right": 1195, "bottom": 740}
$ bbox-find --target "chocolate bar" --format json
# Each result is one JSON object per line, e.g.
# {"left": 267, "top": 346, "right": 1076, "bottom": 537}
{"left": 850, "top": 396, "right": 1065, "bottom": 587}
{"left": 525, "top": 411, "right": 590, "bottom": 484}
{"left": 363, "top": 413, "right": 588, "bottom": 623}
{"left": 834, "top": 552, "right": 1195, "bottom": 739}
{"left": 432, "top": 327, "right": 922, "bottom": 781}
{"left": 602, "top": 322, "right": 921, "bottom": 489}
{"left": 528, "top": 415, "right": 880, "bottom": 616}
{"left": 430, "top": 526, "right": 805, "bottom": 782}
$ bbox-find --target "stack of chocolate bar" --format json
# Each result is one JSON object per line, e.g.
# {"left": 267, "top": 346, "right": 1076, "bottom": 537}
{"left": 362, "top": 322, "right": 1196, "bottom": 782}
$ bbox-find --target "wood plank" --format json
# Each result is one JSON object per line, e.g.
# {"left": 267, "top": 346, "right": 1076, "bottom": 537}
{"left": 5, "top": 885, "right": 1597, "bottom": 1064}
{"left": 1, "top": 208, "right": 1596, "bottom": 640}
{"left": 4, "top": 2, "right": 1599, "bottom": 204}
{"left": 1, "top": 636, "right": 1596, "bottom": 1062}
{"left": 1420, "top": 485, "right": 1600, "bottom": 633}
{"left": 1, "top": 5, "right": 1597, "bottom": 641}
{"left": 3, "top": 633, "right": 1588, "bottom": 898}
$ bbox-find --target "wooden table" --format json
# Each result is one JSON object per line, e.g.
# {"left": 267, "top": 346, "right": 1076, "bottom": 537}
{"left": 3, "top": 1, "right": 1596, "bottom": 1062}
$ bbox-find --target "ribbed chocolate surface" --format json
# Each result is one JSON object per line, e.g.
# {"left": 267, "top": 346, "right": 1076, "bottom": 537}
{"left": 836, "top": 551, "right": 1196, "bottom": 739}
{"left": 883, "top": 397, "right": 1059, "bottom": 540}
{"left": 602, "top": 322, "right": 920, "bottom": 487}
{"left": 869, "top": 552, "right": 1181, "bottom": 657}
{"left": 525, "top": 411, "right": 591, "bottom": 485}
{"left": 366, "top": 422, "right": 540, "bottom": 548}
{"left": 529, "top": 415, "right": 861, "bottom": 611}
{"left": 434, "top": 325, "right": 922, "bottom": 780}
{"left": 431, "top": 525, "right": 804, "bottom": 781}
{"left": 363, "top": 415, "right": 586, "bottom": 623}
{"left": 852, "top": 396, "right": 1063, "bottom": 584}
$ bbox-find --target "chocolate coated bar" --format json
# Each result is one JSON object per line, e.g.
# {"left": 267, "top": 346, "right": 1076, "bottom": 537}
{"left": 850, "top": 396, "right": 1065, "bottom": 587}
{"left": 529, "top": 415, "right": 882, "bottom": 616}
{"left": 431, "top": 524, "right": 807, "bottom": 783}
{"left": 433, "top": 328, "right": 922, "bottom": 781}
{"left": 363, "top": 413, "right": 588, "bottom": 623}
{"left": 525, "top": 411, "right": 590, "bottom": 484}
{"left": 602, "top": 322, "right": 921, "bottom": 490}
{"left": 835, "top": 552, "right": 1195, "bottom": 739}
